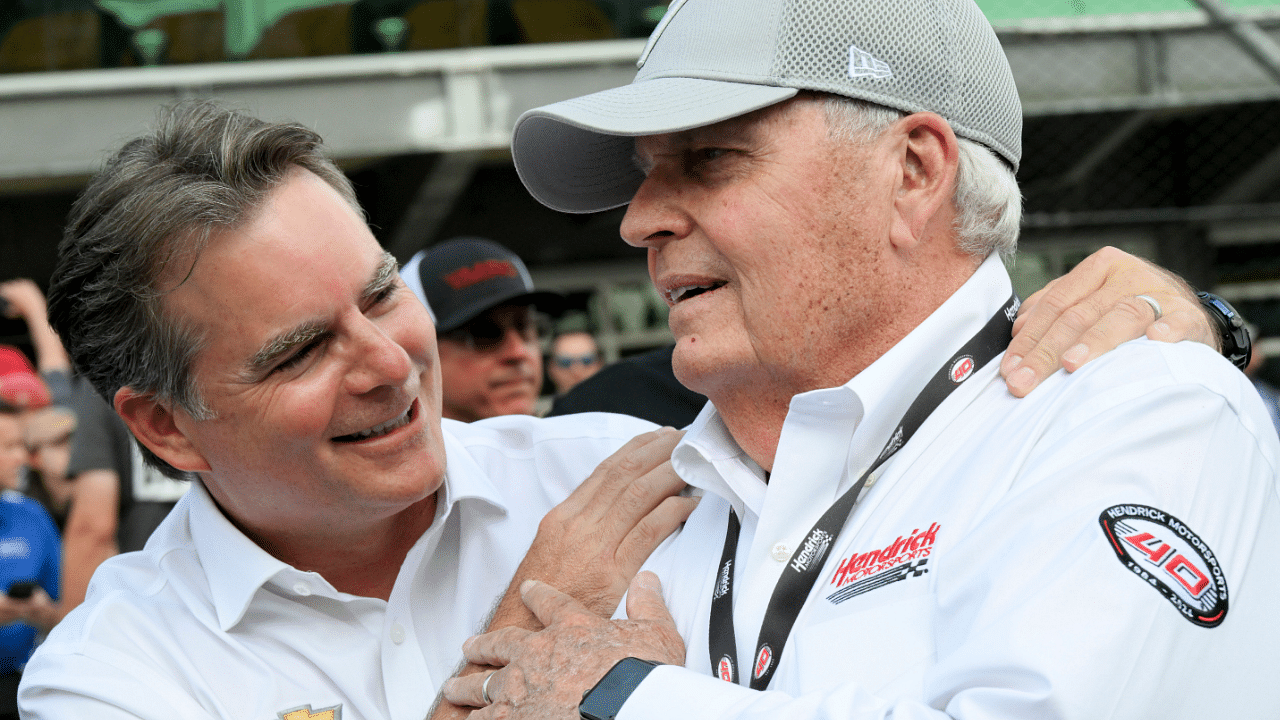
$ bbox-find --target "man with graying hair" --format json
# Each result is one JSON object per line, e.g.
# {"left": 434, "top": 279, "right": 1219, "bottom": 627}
{"left": 20, "top": 101, "right": 689, "bottom": 720}
{"left": 14, "top": 90, "right": 1242, "bottom": 720}
{"left": 442, "top": 0, "right": 1280, "bottom": 717}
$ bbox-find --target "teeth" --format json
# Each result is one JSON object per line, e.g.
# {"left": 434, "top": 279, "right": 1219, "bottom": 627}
{"left": 669, "top": 283, "right": 717, "bottom": 304}
{"left": 349, "top": 409, "right": 411, "bottom": 440}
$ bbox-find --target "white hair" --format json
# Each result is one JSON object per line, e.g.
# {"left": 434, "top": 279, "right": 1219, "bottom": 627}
{"left": 819, "top": 95, "right": 1022, "bottom": 260}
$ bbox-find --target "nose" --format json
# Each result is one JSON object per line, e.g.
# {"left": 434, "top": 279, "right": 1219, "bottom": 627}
{"left": 496, "top": 326, "right": 539, "bottom": 365}
{"left": 344, "top": 316, "right": 414, "bottom": 395}
{"left": 620, "top": 170, "right": 692, "bottom": 249}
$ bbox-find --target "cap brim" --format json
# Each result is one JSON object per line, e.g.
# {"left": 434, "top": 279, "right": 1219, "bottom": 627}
{"left": 436, "top": 290, "right": 567, "bottom": 333}
{"left": 512, "top": 77, "right": 798, "bottom": 214}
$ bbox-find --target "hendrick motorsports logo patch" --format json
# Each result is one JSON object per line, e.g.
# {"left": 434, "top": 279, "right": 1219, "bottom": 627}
{"left": 1099, "top": 505, "right": 1227, "bottom": 628}
{"left": 825, "top": 522, "right": 938, "bottom": 604}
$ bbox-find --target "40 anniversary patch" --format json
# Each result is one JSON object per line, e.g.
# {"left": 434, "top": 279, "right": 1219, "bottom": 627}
{"left": 1099, "top": 504, "right": 1227, "bottom": 628}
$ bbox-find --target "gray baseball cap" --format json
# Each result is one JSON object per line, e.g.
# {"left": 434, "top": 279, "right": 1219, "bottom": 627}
{"left": 511, "top": 0, "right": 1022, "bottom": 214}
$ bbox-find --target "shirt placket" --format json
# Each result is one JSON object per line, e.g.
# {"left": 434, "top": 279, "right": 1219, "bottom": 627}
{"left": 733, "top": 389, "right": 862, "bottom": 683}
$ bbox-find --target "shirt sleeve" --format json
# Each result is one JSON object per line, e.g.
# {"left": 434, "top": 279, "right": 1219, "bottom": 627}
{"left": 620, "top": 356, "right": 1280, "bottom": 719}
{"left": 39, "top": 370, "right": 74, "bottom": 409}
{"left": 19, "top": 645, "right": 223, "bottom": 720}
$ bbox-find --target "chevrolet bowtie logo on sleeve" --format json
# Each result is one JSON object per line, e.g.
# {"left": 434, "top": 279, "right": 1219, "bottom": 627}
{"left": 1100, "top": 504, "right": 1228, "bottom": 628}
{"left": 278, "top": 704, "right": 342, "bottom": 720}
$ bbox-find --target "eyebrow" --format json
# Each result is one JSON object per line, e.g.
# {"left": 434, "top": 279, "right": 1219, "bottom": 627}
{"left": 631, "top": 120, "right": 761, "bottom": 174}
{"left": 244, "top": 252, "right": 400, "bottom": 377}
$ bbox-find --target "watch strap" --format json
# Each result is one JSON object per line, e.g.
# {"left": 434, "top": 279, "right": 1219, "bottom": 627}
{"left": 1196, "top": 291, "right": 1252, "bottom": 371}
{"left": 579, "top": 657, "right": 660, "bottom": 720}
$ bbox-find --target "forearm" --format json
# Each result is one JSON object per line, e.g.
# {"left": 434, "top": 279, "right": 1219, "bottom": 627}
{"left": 59, "top": 536, "right": 116, "bottom": 617}
{"left": 26, "top": 313, "right": 71, "bottom": 374}
{"left": 60, "top": 471, "right": 121, "bottom": 615}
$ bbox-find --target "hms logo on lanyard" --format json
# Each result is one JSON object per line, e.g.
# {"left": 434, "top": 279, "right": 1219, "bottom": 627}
{"left": 790, "top": 529, "right": 833, "bottom": 573}
{"left": 717, "top": 655, "right": 734, "bottom": 682}
{"left": 949, "top": 355, "right": 975, "bottom": 383}
{"left": 753, "top": 645, "right": 773, "bottom": 681}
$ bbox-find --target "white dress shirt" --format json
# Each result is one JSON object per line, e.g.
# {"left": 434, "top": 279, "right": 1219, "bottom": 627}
{"left": 19, "top": 412, "right": 655, "bottom": 720}
{"left": 621, "top": 255, "right": 1280, "bottom": 719}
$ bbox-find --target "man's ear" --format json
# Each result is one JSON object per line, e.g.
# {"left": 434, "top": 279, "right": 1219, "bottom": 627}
{"left": 888, "top": 112, "right": 960, "bottom": 251}
{"left": 114, "top": 387, "right": 211, "bottom": 473}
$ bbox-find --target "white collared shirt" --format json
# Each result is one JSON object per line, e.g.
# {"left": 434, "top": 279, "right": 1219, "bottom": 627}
{"left": 622, "top": 255, "right": 1280, "bottom": 719}
{"left": 19, "top": 412, "right": 655, "bottom": 720}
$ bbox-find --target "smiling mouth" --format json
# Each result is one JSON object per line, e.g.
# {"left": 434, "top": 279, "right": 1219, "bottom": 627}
{"left": 332, "top": 404, "right": 414, "bottom": 443}
{"left": 668, "top": 281, "right": 727, "bottom": 305}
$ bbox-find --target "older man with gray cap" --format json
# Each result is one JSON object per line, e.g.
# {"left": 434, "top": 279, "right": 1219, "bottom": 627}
{"left": 444, "top": 0, "right": 1280, "bottom": 717}
{"left": 401, "top": 237, "right": 561, "bottom": 421}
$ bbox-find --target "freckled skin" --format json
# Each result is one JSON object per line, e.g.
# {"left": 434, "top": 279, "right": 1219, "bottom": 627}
{"left": 622, "top": 96, "right": 971, "bottom": 469}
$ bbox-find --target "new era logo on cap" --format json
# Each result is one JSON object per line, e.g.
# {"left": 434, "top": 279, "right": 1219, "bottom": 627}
{"left": 512, "top": 0, "right": 1023, "bottom": 215}
{"left": 848, "top": 45, "right": 892, "bottom": 79}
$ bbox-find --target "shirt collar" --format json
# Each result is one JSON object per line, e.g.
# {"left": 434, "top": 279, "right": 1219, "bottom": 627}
{"left": 674, "top": 254, "right": 1013, "bottom": 511}
{"left": 194, "top": 423, "right": 509, "bottom": 631}
{"left": 438, "top": 420, "right": 510, "bottom": 515}
{"left": 190, "top": 481, "right": 295, "bottom": 631}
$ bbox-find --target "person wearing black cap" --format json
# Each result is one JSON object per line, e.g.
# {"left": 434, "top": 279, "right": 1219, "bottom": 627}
{"left": 401, "top": 237, "right": 562, "bottom": 422}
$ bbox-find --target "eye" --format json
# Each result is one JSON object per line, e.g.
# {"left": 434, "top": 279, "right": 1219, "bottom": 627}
{"left": 685, "top": 147, "right": 737, "bottom": 179}
{"left": 695, "top": 147, "right": 730, "bottom": 162}
{"left": 271, "top": 340, "right": 321, "bottom": 375}
{"left": 370, "top": 283, "right": 398, "bottom": 308}
{"left": 362, "top": 282, "right": 401, "bottom": 318}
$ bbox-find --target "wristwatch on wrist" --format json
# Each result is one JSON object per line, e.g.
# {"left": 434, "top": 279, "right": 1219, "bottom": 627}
{"left": 1196, "top": 291, "right": 1252, "bottom": 371}
{"left": 579, "top": 658, "right": 660, "bottom": 720}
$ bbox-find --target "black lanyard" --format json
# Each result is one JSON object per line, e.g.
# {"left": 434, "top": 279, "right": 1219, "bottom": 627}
{"left": 708, "top": 294, "right": 1019, "bottom": 689}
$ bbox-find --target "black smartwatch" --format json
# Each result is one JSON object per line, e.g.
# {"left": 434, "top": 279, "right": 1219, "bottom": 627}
{"left": 579, "top": 657, "right": 660, "bottom": 720}
{"left": 1196, "top": 291, "right": 1252, "bottom": 371}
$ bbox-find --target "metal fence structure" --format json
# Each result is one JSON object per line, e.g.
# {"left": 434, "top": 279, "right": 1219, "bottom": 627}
{"left": 6, "top": 0, "right": 1280, "bottom": 362}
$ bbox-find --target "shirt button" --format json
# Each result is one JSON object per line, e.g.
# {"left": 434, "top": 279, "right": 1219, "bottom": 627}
{"left": 390, "top": 623, "right": 406, "bottom": 644}
{"left": 293, "top": 582, "right": 312, "bottom": 596}
{"left": 771, "top": 543, "right": 791, "bottom": 562}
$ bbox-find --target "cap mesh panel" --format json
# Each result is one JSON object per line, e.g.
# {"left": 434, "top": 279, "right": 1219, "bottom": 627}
{"left": 771, "top": 0, "right": 1020, "bottom": 168}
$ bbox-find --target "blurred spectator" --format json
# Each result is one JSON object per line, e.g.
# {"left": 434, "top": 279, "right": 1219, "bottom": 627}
{"left": 0, "top": 407, "right": 27, "bottom": 489}
{"left": 0, "top": 349, "right": 49, "bottom": 416}
{"left": 0, "top": 281, "right": 157, "bottom": 621}
{"left": 0, "top": 280, "right": 72, "bottom": 407}
{"left": 400, "top": 237, "right": 561, "bottom": 421}
{"left": 0, "top": 403, "right": 60, "bottom": 720}
{"left": 59, "top": 383, "right": 188, "bottom": 617}
{"left": 21, "top": 407, "right": 76, "bottom": 531}
{"left": 1244, "top": 332, "right": 1280, "bottom": 436}
{"left": 547, "top": 331, "right": 602, "bottom": 395}
{"left": 548, "top": 343, "right": 706, "bottom": 428}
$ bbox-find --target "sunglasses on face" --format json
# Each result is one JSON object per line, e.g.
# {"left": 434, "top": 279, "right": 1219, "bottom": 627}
{"left": 440, "top": 308, "right": 545, "bottom": 352}
{"left": 553, "top": 355, "right": 598, "bottom": 369}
